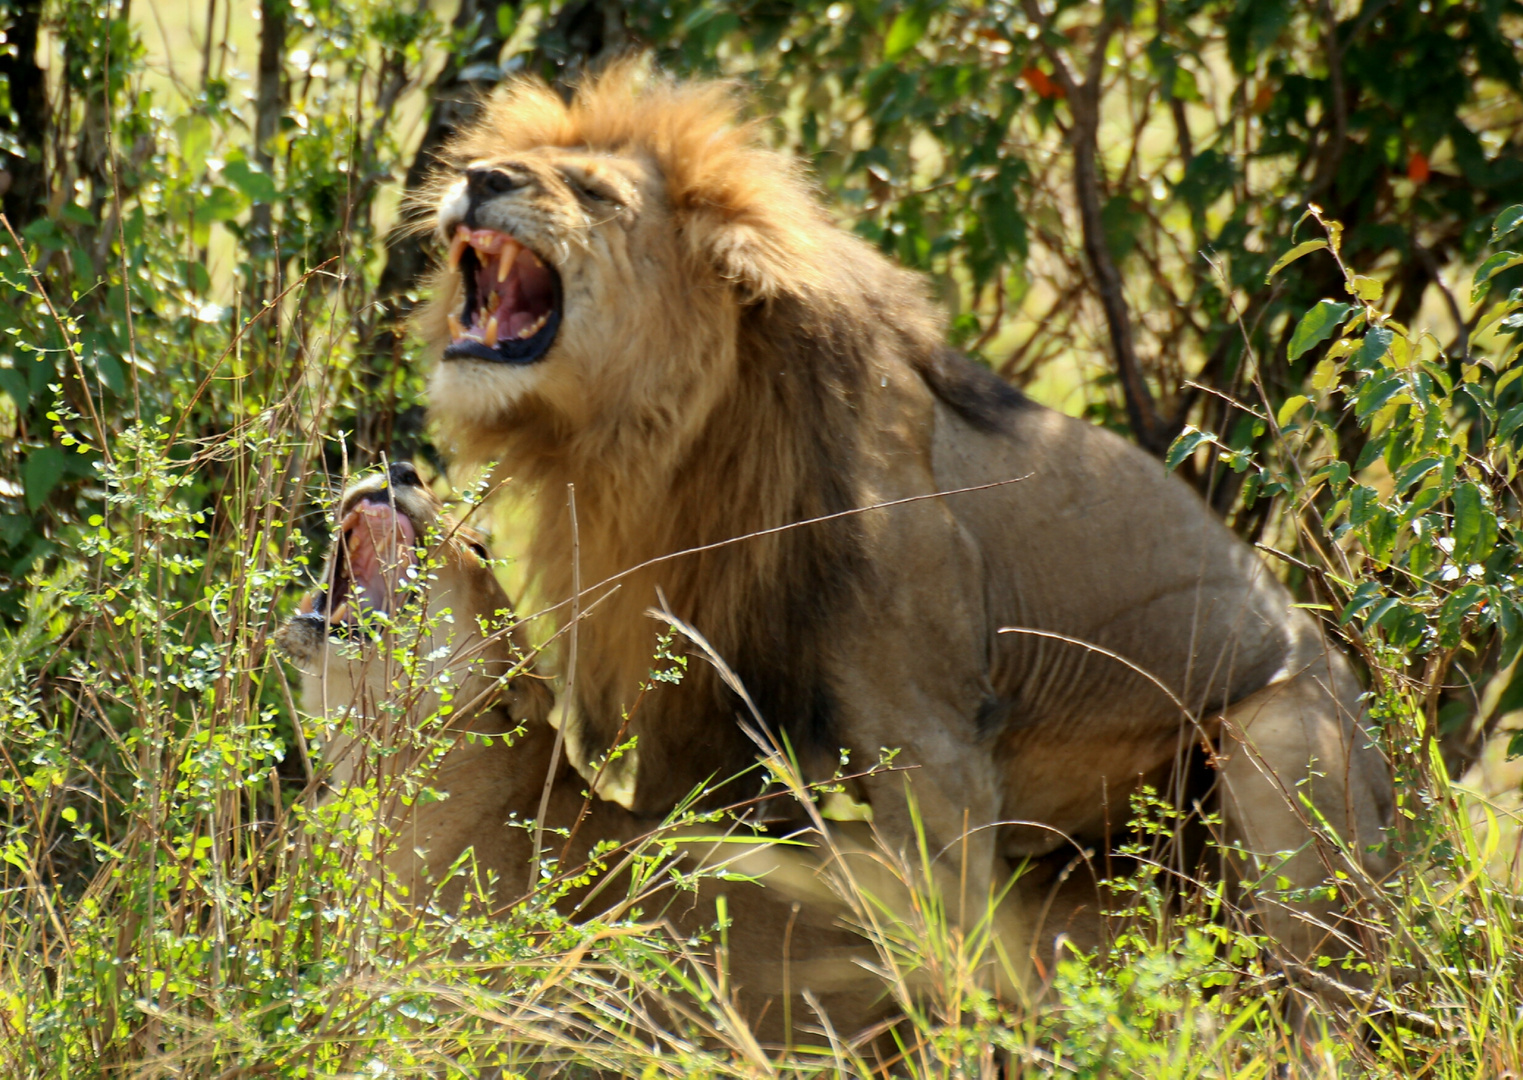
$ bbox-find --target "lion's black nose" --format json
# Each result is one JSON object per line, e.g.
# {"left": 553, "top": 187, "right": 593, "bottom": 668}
{"left": 388, "top": 461, "right": 422, "bottom": 489}
{"left": 466, "top": 167, "right": 524, "bottom": 204}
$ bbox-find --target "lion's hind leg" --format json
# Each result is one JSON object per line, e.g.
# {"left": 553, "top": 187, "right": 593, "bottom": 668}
{"left": 1216, "top": 657, "right": 1395, "bottom": 963}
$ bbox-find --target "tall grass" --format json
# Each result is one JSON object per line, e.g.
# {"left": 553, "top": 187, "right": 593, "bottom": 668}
{"left": 1, "top": 4, "right": 1522, "bottom": 1071}
{"left": 2, "top": 210, "right": 1522, "bottom": 1077}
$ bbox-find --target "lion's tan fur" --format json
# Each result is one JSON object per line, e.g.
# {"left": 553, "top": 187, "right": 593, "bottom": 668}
{"left": 420, "top": 64, "right": 1395, "bottom": 961}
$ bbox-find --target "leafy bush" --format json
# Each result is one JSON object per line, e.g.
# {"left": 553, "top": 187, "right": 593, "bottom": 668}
{"left": 1, "top": 0, "right": 1522, "bottom": 1075}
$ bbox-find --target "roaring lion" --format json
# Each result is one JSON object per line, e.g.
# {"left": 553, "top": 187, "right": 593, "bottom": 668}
{"left": 418, "top": 64, "right": 1394, "bottom": 958}
{"left": 277, "top": 463, "right": 938, "bottom": 1043}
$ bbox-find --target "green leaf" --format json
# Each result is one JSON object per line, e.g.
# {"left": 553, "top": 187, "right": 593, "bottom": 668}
{"left": 1471, "top": 252, "right": 1523, "bottom": 304}
{"left": 1170, "top": 65, "right": 1201, "bottom": 103}
{"left": 883, "top": 8, "right": 929, "bottom": 60}
{"left": 1265, "top": 239, "right": 1328, "bottom": 282}
{"left": 1394, "top": 457, "right": 1440, "bottom": 493}
{"left": 1451, "top": 482, "right": 1484, "bottom": 561}
{"left": 173, "top": 114, "right": 212, "bottom": 175}
{"left": 982, "top": 194, "right": 1027, "bottom": 259}
{"left": 23, "top": 445, "right": 67, "bottom": 511}
{"left": 1364, "top": 596, "right": 1404, "bottom": 629}
{"left": 0, "top": 368, "right": 28, "bottom": 411}
{"left": 1340, "top": 580, "right": 1383, "bottom": 625}
{"left": 1165, "top": 427, "right": 1209, "bottom": 472}
{"left": 191, "top": 186, "right": 248, "bottom": 227}
{"left": 221, "top": 159, "right": 277, "bottom": 204}
{"left": 1493, "top": 204, "right": 1523, "bottom": 244}
{"left": 1354, "top": 373, "right": 1406, "bottom": 420}
{"left": 1288, "top": 300, "right": 1353, "bottom": 360}
{"left": 1355, "top": 326, "right": 1394, "bottom": 369}
{"left": 1276, "top": 394, "right": 1310, "bottom": 427}
{"left": 1497, "top": 402, "right": 1523, "bottom": 443}
{"left": 1346, "top": 275, "right": 1382, "bottom": 303}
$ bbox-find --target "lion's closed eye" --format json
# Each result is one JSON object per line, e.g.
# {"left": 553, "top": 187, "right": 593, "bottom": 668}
{"left": 557, "top": 165, "right": 622, "bottom": 207}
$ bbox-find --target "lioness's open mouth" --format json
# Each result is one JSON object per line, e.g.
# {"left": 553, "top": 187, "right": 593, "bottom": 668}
{"left": 302, "top": 496, "right": 420, "bottom": 635}
{"left": 441, "top": 225, "right": 562, "bottom": 365}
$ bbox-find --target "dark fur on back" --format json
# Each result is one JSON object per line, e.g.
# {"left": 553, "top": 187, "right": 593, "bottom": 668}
{"left": 918, "top": 348, "right": 1033, "bottom": 434}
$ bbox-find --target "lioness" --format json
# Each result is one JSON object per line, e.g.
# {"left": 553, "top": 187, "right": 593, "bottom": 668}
{"left": 277, "top": 464, "right": 927, "bottom": 1045}
{"left": 276, "top": 461, "right": 555, "bottom": 911}
{"left": 419, "top": 65, "right": 1394, "bottom": 958}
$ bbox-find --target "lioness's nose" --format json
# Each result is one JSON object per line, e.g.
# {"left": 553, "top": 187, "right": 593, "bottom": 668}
{"left": 466, "top": 166, "right": 526, "bottom": 203}
{"left": 388, "top": 461, "right": 421, "bottom": 489}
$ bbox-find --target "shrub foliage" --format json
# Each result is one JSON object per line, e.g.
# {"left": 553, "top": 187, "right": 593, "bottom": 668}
{"left": 1, "top": 0, "right": 1522, "bottom": 1074}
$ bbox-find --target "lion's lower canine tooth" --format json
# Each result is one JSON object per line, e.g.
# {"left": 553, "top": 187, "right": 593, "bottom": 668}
{"left": 447, "top": 313, "right": 464, "bottom": 339}
{"left": 484, "top": 316, "right": 499, "bottom": 347}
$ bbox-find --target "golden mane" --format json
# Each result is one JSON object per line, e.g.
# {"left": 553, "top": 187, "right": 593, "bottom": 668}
{"left": 438, "top": 60, "right": 838, "bottom": 303}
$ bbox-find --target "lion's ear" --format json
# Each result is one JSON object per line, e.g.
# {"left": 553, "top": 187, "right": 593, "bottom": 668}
{"left": 688, "top": 206, "right": 824, "bottom": 304}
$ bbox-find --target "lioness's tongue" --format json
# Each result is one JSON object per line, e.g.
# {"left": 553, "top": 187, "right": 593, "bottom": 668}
{"left": 342, "top": 502, "right": 417, "bottom": 614}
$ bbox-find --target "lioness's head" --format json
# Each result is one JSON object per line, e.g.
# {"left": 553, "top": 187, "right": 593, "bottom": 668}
{"left": 278, "top": 462, "right": 547, "bottom": 737}
{"left": 419, "top": 61, "right": 922, "bottom": 470}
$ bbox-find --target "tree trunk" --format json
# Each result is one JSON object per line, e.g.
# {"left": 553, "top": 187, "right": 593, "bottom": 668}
{"left": 249, "top": 0, "right": 286, "bottom": 255}
{"left": 0, "top": 0, "right": 50, "bottom": 228}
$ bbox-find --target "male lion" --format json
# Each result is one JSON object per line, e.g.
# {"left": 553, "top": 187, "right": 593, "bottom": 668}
{"left": 419, "top": 65, "right": 1394, "bottom": 959}
{"left": 277, "top": 463, "right": 933, "bottom": 1045}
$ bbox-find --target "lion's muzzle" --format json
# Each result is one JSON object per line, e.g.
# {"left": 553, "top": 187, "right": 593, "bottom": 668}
{"left": 440, "top": 188, "right": 562, "bottom": 368}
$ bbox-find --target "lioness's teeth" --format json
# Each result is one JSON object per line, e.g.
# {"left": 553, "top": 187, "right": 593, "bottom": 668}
{"left": 517, "top": 312, "right": 548, "bottom": 339}
{"left": 447, "top": 313, "right": 464, "bottom": 340}
{"left": 448, "top": 231, "right": 467, "bottom": 271}
{"left": 497, "top": 252, "right": 512, "bottom": 282}
{"left": 484, "top": 315, "right": 499, "bottom": 347}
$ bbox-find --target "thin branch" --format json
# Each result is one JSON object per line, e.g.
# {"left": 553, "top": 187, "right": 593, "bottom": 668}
{"left": 1022, "top": 1, "right": 1169, "bottom": 454}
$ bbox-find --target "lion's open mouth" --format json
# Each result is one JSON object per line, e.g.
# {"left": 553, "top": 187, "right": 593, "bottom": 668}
{"left": 306, "top": 497, "right": 420, "bottom": 634}
{"left": 441, "top": 225, "right": 562, "bottom": 366}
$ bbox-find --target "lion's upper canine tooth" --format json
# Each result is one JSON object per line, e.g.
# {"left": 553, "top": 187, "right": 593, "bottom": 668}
{"left": 448, "top": 231, "right": 468, "bottom": 271}
{"left": 470, "top": 229, "right": 503, "bottom": 255}
{"left": 484, "top": 315, "right": 499, "bottom": 347}
{"left": 497, "top": 251, "right": 513, "bottom": 282}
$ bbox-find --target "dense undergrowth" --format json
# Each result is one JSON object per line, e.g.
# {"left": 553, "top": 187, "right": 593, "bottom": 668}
{"left": 3, "top": 0, "right": 1523, "bottom": 1075}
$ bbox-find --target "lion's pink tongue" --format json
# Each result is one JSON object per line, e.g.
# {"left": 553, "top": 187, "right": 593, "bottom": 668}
{"left": 342, "top": 502, "right": 417, "bottom": 614}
